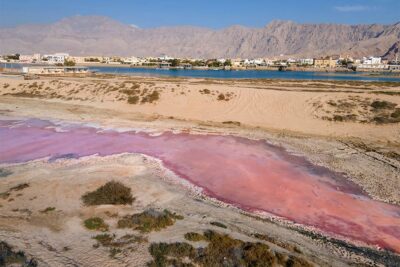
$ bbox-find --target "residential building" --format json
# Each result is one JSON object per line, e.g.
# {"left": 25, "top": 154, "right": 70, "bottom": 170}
{"left": 362, "top": 56, "right": 382, "bottom": 65}
{"left": 19, "top": 55, "right": 35, "bottom": 63}
{"left": 67, "top": 56, "right": 86, "bottom": 64}
{"left": 43, "top": 53, "right": 69, "bottom": 64}
{"left": 299, "top": 58, "right": 314, "bottom": 65}
{"left": 357, "top": 56, "right": 386, "bottom": 70}
{"left": 313, "top": 56, "right": 337, "bottom": 68}
{"left": 158, "top": 55, "right": 174, "bottom": 61}
{"left": 122, "top": 56, "right": 141, "bottom": 65}
{"left": 159, "top": 61, "right": 171, "bottom": 68}
{"left": 231, "top": 58, "right": 243, "bottom": 67}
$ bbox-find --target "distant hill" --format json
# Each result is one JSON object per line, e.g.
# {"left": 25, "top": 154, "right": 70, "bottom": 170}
{"left": 0, "top": 16, "right": 399, "bottom": 59}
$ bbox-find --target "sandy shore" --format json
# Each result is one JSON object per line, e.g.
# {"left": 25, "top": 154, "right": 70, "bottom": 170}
{"left": 0, "top": 75, "right": 400, "bottom": 266}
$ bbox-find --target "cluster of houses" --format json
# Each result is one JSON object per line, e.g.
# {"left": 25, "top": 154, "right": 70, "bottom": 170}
{"left": 1, "top": 52, "right": 400, "bottom": 72}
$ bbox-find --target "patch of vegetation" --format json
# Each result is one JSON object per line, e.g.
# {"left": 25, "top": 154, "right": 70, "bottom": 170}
{"left": 317, "top": 97, "right": 400, "bottom": 124}
{"left": 118, "top": 209, "right": 183, "bottom": 233}
{"left": 253, "top": 233, "right": 302, "bottom": 253}
{"left": 184, "top": 232, "right": 206, "bottom": 242}
{"left": 2, "top": 83, "right": 10, "bottom": 89}
{"left": 40, "top": 207, "right": 56, "bottom": 213}
{"left": 222, "top": 121, "right": 241, "bottom": 126}
{"left": 0, "top": 183, "right": 30, "bottom": 200}
{"left": 149, "top": 242, "right": 196, "bottom": 267}
{"left": 199, "top": 89, "right": 211, "bottom": 94}
{"left": 93, "top": 233, "right": 146, "bottom": 258}
{"left": 148, "top": 230, "right": 313, "bottom": 267}
{"left": 210, "top": 221, "right": 227, "bottom": 229}
{"left": 93, "top": 233, "right": 114, "bottom": 246}
{"left": 28, "top": 82, "right": 38, "bottom": 89}
{"left": 369, "top": 91, "right": 400, "bottom": 96}
{"left": 82, "top": 181, "right": 134, "bottom": 206}
{"left": 0, "top": 241, "right": 38, "bottom": 266}
{"left": 217, "top": 93, "right": 226, "bottom": 101}
{"left": 10, "top": 183, "right": 29, "bottom": 191}
{"left": 127, "top": 95, "right": 140, "bottom": 104}
{"left": 370, "top": 100, "right": 397, "bottom": 110}
{"left": 217, "top": 92, "right": 234, "bottom": 101}
{"left": 84, "top": 217, "right": 109, "bottom": 232}
{"left": 141, "top": 90, "right": 160, "bottom": 104}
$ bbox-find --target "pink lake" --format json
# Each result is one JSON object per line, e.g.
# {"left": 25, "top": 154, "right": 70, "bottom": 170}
{"left": 1, "top": 118, "right": 399, "bottom": 253}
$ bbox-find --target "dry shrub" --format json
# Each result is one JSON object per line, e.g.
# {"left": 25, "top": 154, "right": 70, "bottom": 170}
{"left": 141, "top": 90, "right": 160, "bottom": 104}
{"left": 148, "top": 230, "right": 313, "bottom": 267}
{"left": 118, "top": 209, "right": 183, "bottom": 233}
{"left": 127, "top": 95, "right": 139, "bottom": 104}
{"left": 84, "top": 217, "right": 109, "bottom": 231}
{"left": 82, "top": 181, "right": 134, "bottom": 206}
{"left": 0, "top": 242, "right": 38, "bottom": 266}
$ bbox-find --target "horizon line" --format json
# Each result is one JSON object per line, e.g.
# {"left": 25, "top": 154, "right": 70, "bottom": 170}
{"left": 1, "top": 15, "right": 399, "bottom": 30}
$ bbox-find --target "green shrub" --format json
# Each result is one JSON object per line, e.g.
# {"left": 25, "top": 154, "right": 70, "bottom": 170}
{"left": 82, "top": 181, "right": 134, "bottom": 206}
{"left": 84, "top": 217, "right": 109, "bottom": 231}
{"left": 118, "top": 209, "right": 183, "bottom": 233}
{"left": 93, "top": 233, "right": 114, "bottom": 246}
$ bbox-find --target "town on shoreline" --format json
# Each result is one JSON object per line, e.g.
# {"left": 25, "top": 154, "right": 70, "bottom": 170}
{"left": 1, "top": 52, "right": 400, "bottom": 75}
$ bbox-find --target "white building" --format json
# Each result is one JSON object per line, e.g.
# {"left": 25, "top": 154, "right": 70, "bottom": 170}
{"left": 357, "top": 56, "right": 387, "bottom": 70}
{"left": 158, "top": 55, "right": 174, "bottom": 61}
{"left": 122, "top": 56, "right": 141, "bottom": 65}
{"left": 19, "top": 54, "right": 41, "bottom": 63}
{"left": 44, "top": 53, "right": 69, "bottom": 64}
{"left": 243, "top": 58, "right": 264, "bottom": 66}
{"left": 299, "top": 58, "right": 314, "bottom": 65}
{"left": 362, "top": 56, "right": 382, "bottom": 65}
{"left": 19, "top": 55, "right": 34, "bottom": 63}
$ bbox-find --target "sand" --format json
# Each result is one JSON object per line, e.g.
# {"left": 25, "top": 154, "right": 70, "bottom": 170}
{"left": 0, "top": 74, "right": 400, "bottom": 266}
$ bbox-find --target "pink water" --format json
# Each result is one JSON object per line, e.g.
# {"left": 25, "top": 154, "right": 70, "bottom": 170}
{"left": 1, "top": 119, "right": 399, "bottom": 253}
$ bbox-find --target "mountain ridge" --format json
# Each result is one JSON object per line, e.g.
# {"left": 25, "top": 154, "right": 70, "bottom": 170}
{"left": 0, "top": 15, "right": 399, "bottom": 59}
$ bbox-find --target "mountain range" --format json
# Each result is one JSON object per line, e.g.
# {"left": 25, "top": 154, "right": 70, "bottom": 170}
{"left": 0, "top": 16, "right": 399, "bottom": 59}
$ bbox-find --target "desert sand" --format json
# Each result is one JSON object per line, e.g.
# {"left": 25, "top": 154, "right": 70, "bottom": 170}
{"left": 0, "top": 74, "right": 400, "bottom": 266}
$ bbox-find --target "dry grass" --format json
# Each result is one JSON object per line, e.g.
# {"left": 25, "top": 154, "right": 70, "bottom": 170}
{"left": 314, "top": 97, "right": 400, "bottom": 124}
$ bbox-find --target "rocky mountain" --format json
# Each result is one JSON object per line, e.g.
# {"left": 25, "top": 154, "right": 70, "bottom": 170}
{"left": 0, "top": 16, "right": 399, "bottom": 59}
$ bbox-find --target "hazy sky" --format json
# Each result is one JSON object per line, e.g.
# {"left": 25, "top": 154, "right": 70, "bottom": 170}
{"left": 0, "top": 0, "right": 399, "bottom": 28}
